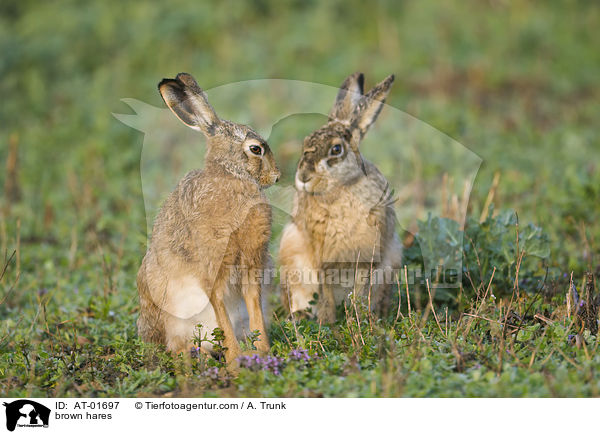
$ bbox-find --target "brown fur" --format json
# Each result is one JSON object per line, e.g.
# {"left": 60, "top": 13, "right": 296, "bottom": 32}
{"left": 280, "top": 72, "right": 401, "bottom": 322}
{"left": 137, "top": 73, "right": 280, "bottom": 364}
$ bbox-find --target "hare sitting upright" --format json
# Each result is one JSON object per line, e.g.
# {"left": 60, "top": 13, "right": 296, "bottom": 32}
{"left": 137, "top": 73, "right": 280, "bottom": 364}
{"left": 279, "top": 72, "right": 402, "bottom": 323}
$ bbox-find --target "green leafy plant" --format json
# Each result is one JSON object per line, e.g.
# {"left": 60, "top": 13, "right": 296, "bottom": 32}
{"left": 405, "top": 207, "right": 551, "bottom": 301}
{"left": 463, "top": 206, "right": 550, "bottom": 295}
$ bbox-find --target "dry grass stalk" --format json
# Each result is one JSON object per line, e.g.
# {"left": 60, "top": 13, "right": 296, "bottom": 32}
{"left": 426, "top": 279, "right": 445, "bottom": 336}
{"left": 480, "top": 171, "right": 501, "bottom": 222}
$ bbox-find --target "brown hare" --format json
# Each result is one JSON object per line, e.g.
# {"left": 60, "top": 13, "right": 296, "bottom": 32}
{"left": 279, "top": 72, "right": 402, "bottom": 323}
{"left": 137, "top": 73, "right": 280, "bottom": 364}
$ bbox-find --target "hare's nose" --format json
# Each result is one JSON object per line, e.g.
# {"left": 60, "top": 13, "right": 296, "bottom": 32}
{"left": 299, "top": 172, "right": 312, "bottom": 183}
{"left": 275, "top": 175, "right": 280, "bottom": 183}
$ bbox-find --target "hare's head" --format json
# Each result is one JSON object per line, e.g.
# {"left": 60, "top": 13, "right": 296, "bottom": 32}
{"left": 295, "top": 72, "right": 394, "bottom": 194}
{"left": 158, "top": 73, "right": 280, "bottom": 187}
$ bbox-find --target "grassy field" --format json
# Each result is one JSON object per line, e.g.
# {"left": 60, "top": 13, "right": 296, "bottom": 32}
{"left": 1, "top": 0, "right": 599, "bottom": 397}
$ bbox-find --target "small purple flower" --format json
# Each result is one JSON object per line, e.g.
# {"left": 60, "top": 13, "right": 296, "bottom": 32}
{"left": 263, "top": 355, "right": 283, "bottom": 373}
{"left": 237, "top": 350, "right": 316, "bottom": 375}
{"left": 201, "top": 366, "right": 219, "bottom": 380}
{"left": 237, "top": 354, "right": 283, "bottom": 375}
{"left": 190, "top": 346, "right": 201, "bottom": 358}
{"left": 238, "top": 354, "right": 259, "bottom": 370}
{"left": 288, "top": 348, "right": 311, "bottom": 362}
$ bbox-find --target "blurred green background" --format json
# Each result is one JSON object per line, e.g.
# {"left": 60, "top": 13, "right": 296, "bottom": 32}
{"left": 1, "top": 0, "right": 599, "bottom": 398}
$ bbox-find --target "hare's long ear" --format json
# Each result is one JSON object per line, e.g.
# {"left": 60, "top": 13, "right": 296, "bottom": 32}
{"left": 351, "top": 74, "right": 394, "bottom": 140}
{"left": 158, "top": 73, "right": 221, "bottom": 136}
{"left": 329, "top": 72, "right": 364, "bottom": 121}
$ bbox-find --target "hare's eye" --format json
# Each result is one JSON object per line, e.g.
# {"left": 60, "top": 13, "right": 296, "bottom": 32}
{"left": 249, "top": 145, "right": 263, "bottom": 156}
{"left": 330, "top": 144, "right": 343, "bottom": 156}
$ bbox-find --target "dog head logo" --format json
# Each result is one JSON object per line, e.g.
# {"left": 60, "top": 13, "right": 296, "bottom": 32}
{"left": 3, "top": 400, "right": 50, "bottom": 431}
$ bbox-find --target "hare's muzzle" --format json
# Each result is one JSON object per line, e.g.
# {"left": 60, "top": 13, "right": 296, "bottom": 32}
{"left": 295, "top": 171, "right": 315, "bottom": 192}
{"left": 298, "top": 171, "right": 312, "bottom": 183}
{"left": 263, "top": 166, "right": 280, "bottom": 187}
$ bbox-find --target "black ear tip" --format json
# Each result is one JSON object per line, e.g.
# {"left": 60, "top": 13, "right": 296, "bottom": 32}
{"left": 357, "top": 72, "right": 365, "bottom": 87}
{"left": 157, "top": 78, "right": 179, "bottom": 92}
{"left": 157, "top": 78, "right": 168, "bottom": 90}
{"left": 388, "top": 74, "right": 395, "bottom": 83}
{"left": 158, "top": 73, "right": 198, "bottom": 93}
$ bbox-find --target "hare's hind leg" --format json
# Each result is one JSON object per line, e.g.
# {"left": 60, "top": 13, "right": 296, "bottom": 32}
{"left": 206, "top": 274, "right": 243, "bottom": 366}
{"left": 279, "top": 223, "right": 319, "bottom": 315}
{"left": 241, "top": 273, "right": 270, "bottom": 354}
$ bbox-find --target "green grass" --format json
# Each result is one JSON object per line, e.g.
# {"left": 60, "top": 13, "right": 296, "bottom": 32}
{"left": 1, "top": 0, "right": 599, "bottom": 397}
